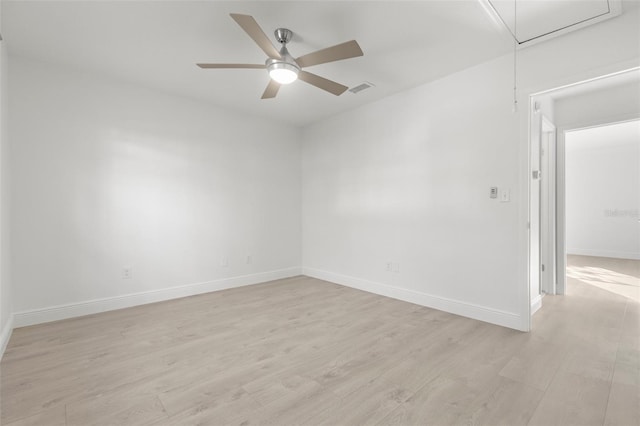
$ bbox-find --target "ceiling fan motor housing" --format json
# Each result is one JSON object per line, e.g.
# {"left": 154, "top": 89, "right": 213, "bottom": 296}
{"left": 266, "top": 28, "right": 299, "bottom": 73}
{"left": 266, "top": 31, "right": 300, "bottom": 83}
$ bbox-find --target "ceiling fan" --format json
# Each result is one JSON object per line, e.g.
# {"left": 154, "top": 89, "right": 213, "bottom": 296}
{"left": 197, "top": 13, "right": 364, "bottom": 99}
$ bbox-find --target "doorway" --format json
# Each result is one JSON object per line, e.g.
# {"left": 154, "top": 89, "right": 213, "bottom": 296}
{"left": 564, "top": 120, "right": 640, "bottom": 300}
{"left": 529, "top": 67, "right": 640, "bottom": 322}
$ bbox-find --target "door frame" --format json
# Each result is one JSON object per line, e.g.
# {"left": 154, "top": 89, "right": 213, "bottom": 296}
{"left": 529, "top": 105, "right": 556, "bottom": 315}
{"left": 541, "top": 116, "right": 557, "bottom": 295}
{"left": 529, "top": 102, "right": 543, "bottom": 315}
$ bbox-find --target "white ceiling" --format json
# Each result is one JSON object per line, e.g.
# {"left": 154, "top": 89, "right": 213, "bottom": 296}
{"left": 2, "top": 0, "right": 517, "bottom": 126}
{"left": 0, "top": 1, "right": 628, "bottom": 127}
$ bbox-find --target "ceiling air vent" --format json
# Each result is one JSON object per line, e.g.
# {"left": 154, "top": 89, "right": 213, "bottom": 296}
{"left": 349, "top": 82, "right": 375, "bottom": 94}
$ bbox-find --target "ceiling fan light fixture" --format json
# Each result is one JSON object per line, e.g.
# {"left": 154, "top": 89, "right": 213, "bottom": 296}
{"left": 197, "top": 15, "right": 362, "bottom": 98}
{"left": 267, "top": 61, "right": 299, "bottom": 84}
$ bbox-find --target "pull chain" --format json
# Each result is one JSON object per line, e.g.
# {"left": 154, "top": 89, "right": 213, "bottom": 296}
{"left": 513, "top": 0, "right": 518, "bottom": 113}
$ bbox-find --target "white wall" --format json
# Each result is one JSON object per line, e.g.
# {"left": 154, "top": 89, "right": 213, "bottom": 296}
{"left": 555, "top": 80, "right": 640, "bottom": 130}
{"left": 9, "top": 56, "right": 301, "bottom": 324}
{"left": 565, "top": 121, "right": 640, "bottom": 259}
{"left": 0, "top": 1, "right": 14, "bottom": 354}
{"left": 302, "top": 3, "right": 640, "bottom": 331}
{"left": 302, "top": 55, "right": 522, "bottom": 328}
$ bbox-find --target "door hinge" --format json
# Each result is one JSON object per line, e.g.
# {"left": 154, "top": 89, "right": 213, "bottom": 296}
{"left": 541, "top": 264, "right": 545, "bottom": 272}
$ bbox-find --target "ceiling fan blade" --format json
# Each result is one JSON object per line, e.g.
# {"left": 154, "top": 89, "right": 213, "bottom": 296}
{"left": 261, "top": 80, "right": 281, "bottom": 99}
{"left": 295, "top": 40, "right": 363, "bottom": 68}
{"left": 197, "top": 63, "right": 265, "bottom": 69}
{"left": 230, "top": 13, "right": 282, "bottom": 60}
{"left": 298, "top": 71, "right": 348, "bottom": 96}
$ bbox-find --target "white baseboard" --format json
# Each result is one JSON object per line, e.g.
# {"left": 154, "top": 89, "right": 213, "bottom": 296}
{"left": 13, "top": 267, "right": 302, "bottom": 328}
{"left": 531, "top": 294, "right": 543, "bottom": 315}
{"left": 1, "top": 313, "right": 14, "bottom": 360}
{"left": 567, "top": 248, "right": 640, "bottom": 260}
{"left": 302, "top": 267, "right": 524, "bottom": 331}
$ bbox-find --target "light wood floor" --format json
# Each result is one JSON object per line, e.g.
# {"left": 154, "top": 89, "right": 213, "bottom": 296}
{"left": 1, "top": 257, "right": 638, "bottom": 425}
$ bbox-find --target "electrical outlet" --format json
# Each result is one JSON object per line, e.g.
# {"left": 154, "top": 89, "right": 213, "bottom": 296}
{"left": 246, "top": 254, "right": 252, "bottom": 265}
{"left": 122, "top": 267, "right": 132, "bottom": 279}
{"left": 386, "top": 262, "right": 393, "bottom": 272}
{"left": 393, "top": 263, "right": 400, "bottom": 273}
{"left": 220, "top": 256, "right": 229, "bottom": 267}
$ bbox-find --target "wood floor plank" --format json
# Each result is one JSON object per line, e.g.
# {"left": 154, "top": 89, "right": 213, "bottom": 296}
{"left": 66, "top": 394, "right": 168, "bottom": 426}
{"left": 527, "top": 371, "right": 611, "bottom": 426}
{"left": 2, "top": 255, "right": 639, "bottom": 425}
{"left": 498, "top": 335, "right": 568, "bottom": 391}
{"left": 376, "top": 375, "right": 480, "bottom": 426}
{"left": 603, "top": 381, "right": 640, "bottom": 426}
{"left": 256, "top": 379, "right": 342, "bottom": 426}
{"left": 313, "top": 378, "right": 413, "bottom": 425}
{"left": 464, "top": 376, "right": 544, "bottom": 426}
{"left": 617, "top": 328, "right": 640, "bottom": 368}
{"left": 2, "top": 405, "right": 66, "bottom": 426}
